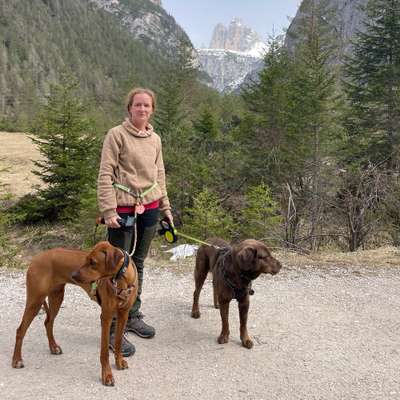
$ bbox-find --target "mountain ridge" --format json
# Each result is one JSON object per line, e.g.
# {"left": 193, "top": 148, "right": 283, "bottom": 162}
{"left": 89, "top": 0, "right": 194, "bottom": 59}
{"left": 198, "top": 18, "right": 266, "bottom": 92}
{"left": 285, "top": 0, "right": 369, "bottom": 60}
{"left": 0, "top": 0, "right": 195, "bottom": 126}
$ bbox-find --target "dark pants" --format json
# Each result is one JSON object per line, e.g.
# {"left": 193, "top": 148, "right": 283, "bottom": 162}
{"left": 107, "top": 208, "right": 159, "bottom": 318}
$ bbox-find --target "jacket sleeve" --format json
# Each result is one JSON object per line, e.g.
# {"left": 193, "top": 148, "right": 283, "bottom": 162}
{"left": 155, "top": 136, "right": 171, "bottom": 216}
{"left": 97, "top": 129, "right": 121, "bottom": 219}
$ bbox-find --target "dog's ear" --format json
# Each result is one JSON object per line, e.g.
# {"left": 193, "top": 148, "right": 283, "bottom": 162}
{"left": 105, "top": 245, "right": 124, "bottom": 273}
{"left": 237, "top": 246, "right": 256, "bottom": 270}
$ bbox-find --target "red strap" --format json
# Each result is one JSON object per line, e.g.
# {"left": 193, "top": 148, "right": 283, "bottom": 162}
{"left": 116, "top": 200, "right": 159, "bottom": 214}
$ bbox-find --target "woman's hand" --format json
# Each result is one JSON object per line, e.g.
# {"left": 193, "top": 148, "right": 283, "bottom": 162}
{"left": 105, "top": 216, "right": 121, "bottom": 228}
{"left": 164, "top": 210, "right": 174, "bottom": 226}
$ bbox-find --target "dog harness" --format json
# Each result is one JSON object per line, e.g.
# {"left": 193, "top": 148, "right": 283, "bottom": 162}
{"left": 90, "top": 250, "right": 135, "bottom": 307}
{"left": 218, "top": 248, "right": 255, "bottom": 302}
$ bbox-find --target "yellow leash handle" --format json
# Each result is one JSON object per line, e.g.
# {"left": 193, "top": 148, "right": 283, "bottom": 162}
{"left": 158, "top": 219, "right": 219, "bottom": 247}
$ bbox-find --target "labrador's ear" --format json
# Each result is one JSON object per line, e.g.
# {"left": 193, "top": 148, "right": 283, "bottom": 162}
{"left": 237, "top": 246, "right": 256, "bottom": 270}
{"left": 105, "top": 245, "right": 123, "bottom": 273}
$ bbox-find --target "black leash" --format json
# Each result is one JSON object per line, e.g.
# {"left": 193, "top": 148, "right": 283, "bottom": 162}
{"left": 112, "top": 250, "right": 130, "bottom": 285}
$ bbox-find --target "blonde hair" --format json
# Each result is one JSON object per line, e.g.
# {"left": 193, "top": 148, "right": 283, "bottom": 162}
{"left": 126, "top": 88, "right": 156, "bottom": 112}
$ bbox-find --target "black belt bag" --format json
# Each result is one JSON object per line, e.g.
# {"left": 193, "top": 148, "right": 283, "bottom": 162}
{"left": 117, "top": 214, "right": 136, "bottom": 228}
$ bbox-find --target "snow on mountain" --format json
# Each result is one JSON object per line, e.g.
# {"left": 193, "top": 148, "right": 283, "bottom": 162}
{"left": 198, "top": 48, "right": 263, "bottom": 92}
{"left": 198, "top": 18, "right": 266, "bottom": 92}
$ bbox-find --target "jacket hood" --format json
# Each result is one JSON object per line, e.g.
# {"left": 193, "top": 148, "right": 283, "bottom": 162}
{"left": 122, "top": 118, "right": 154, "bottom": 138}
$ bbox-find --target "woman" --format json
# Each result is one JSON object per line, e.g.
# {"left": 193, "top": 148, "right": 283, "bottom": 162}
{"left": 97, "top": 88, "right": 173, "bottom": 357}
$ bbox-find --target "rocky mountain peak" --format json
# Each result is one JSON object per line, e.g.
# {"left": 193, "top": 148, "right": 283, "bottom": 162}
{"left": 94, "top": 0, "right": 162, "bottom": 7}
{"left": 199, "top": 18, "right": 267, "bottom": 92}
{"left": 285, "top": 0, "right": 369, "bottom": 59}
{"left": 89, "top": 0, "right": 193, "bottom": 60}
{"left": 209, "top": 18, "right": 262, "bottom": 53}
{"left": 197, "top": 49, "right": 264, "bottom": 92}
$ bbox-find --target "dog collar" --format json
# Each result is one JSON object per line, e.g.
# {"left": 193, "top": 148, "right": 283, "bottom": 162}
{"left": 112, "top": 250, "right": 130, "bottom": 284}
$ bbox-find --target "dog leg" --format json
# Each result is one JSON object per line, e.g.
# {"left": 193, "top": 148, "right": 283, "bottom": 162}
{"left": 212, "top": 279, "right": 219, "bottom": 309}
{"left": 217, "top": 301, "right": 230, "bottom": 344}
{"left": 114, "top": 311, "right": 129, "bottom": 371}
{"left": 238, "top": 297, "right": 253, "bottom": 349}
{"left": 44, "top": 286, "right": 65, "bottom": 355}
{"left": 12, "top": 295, "right": 46, "bottom": 368}
{"left": 100, "top": 312, "right": 115, "bottom": 386}
{"left": 191, "top": 258, "right": 209, "bottom": 319}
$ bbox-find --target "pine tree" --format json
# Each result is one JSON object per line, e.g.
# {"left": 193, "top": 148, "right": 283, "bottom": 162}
{"left": 338, "top": 0, "right": 400, "bottom": 250}
{"left": 190, "top": 105, "right": 245, "bottom": 207}
{"left": 285, "top": 0, "right": 340, "bottom": 250}
{"left": 23, "top": 75, "right": 99, "bottom": 222}
{"left": 240, "top": 35, "right": 291, "bottom": 185}
{"left": 343, "top": 0, "right": 400, "bottom": 167}
{"left": 191, "top": 106, "right": 220, "bottom": 161}
{"left": 154, "top": 42, "right": 198, "bottom": 140}
{"left": 183, "top": 188, "right": 234, "bottom": 240}
{"left": 242, "top": 1, "right": 341, "bottom": 250}
{"left": 242, "top": 182, "right": 281, "bottom": 240}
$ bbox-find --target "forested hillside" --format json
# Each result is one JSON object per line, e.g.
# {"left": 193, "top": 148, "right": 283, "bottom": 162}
{"left": 0, "top": 0, "right": 191, "bottom": 128}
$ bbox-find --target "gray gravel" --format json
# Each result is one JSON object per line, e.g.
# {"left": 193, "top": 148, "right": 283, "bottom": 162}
{"left": 1, "top": 262, "right": 400, "bottom": 400}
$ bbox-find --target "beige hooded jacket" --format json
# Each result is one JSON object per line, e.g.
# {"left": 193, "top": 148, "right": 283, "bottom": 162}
{"left": 97, "top": 118, "right": 171, "bottom": 219}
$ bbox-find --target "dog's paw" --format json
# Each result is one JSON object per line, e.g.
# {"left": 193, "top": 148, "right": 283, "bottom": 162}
{"left": 116, "top": 358, "right": 128, "bottom": 370}
{"left": 12, "top": 359, "right": 24, "bottom": 369}
{"left": 242, "top": 339, "right": 254, "bottom": 349}
{"left": 217, "top": 335, "right": 229, "bottom": 344}
{"left": 191, "top": 310, "right": 200, "bottom": 319}
{"left": 102, "top": 373, "right": 115, "bottom": 387}
{"left": 50, "top": 345, "right": 63, "bottom": 355}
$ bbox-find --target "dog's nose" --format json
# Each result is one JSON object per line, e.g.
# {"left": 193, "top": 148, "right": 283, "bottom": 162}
{"left": 272, "top": 261, "right": 282, "bottom": 275}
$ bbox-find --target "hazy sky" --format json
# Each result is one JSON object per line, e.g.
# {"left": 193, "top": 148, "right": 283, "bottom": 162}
{"left": 162, "top": 0, "right": 301, "bottom": 48}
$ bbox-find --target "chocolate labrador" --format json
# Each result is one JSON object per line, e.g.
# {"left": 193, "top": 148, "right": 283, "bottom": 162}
{"left": 191, "top": 238, "right": 281, "bottom": 348}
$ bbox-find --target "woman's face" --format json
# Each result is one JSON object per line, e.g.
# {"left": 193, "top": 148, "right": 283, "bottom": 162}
{"left": 129, "top": 93, "right": 153, "bottom": 126}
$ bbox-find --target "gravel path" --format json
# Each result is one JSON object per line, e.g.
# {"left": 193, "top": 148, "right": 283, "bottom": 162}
{"left": 0, "top": 262, "right": 399, "bottom": 400}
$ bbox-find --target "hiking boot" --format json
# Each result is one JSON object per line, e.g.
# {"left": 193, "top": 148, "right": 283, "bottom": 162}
{"left": 109, "top": 332, "right": 136, "bottom": 357}
{"left": 125, "top": 313, "right": 155, "bottom": 338}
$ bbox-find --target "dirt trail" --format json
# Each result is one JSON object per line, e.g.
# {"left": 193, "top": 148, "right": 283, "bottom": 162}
{"left": 1, "top": 261, "right": 399, "bottom": 400}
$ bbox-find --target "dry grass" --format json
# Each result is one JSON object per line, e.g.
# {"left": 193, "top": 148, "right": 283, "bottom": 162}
{"left": 0, "top": 131, "right": 43, "bottom": 198}
{"left": 146, "top": 241, "right": 400, "bottom": 273}
{"left": 274, "top": 246, "right": 400, "bottom": 269}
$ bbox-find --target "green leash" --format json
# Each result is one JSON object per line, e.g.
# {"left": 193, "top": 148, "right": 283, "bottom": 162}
{"left": 113, "top": 181, "right": 158, "bottom": 202}
{"left": 158, "top": 219, "right": 219, "bottom": 248}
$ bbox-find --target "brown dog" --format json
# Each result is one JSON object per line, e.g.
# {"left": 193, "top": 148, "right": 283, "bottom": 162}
{"left": 191, "top": 238, "right": 281, "bottom": 348}
{"left": 12, "top": 241, "right": 138, "bottom": 386}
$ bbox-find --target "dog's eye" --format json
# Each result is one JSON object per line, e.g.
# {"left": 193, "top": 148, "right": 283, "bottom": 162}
{"left": 89, "top": 258, "right": 97, "bottom": 266}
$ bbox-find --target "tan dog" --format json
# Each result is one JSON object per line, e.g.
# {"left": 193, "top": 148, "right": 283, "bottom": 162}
{"left": 191, "top": 238, "right": 281, "bottom": 348}
{"left": 12, "top": 241, "right": 138, "bottom": 386}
